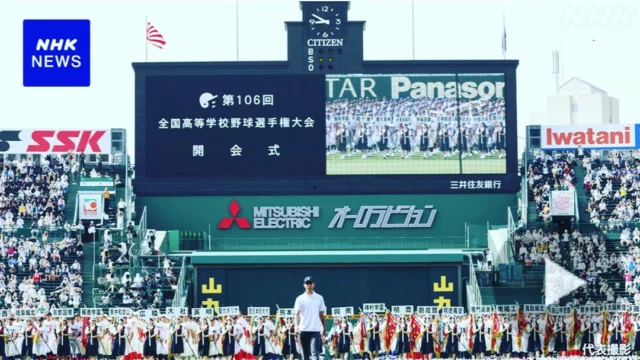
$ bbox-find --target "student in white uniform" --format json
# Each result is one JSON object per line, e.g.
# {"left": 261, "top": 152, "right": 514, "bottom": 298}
{"left": 264, "top": 317, "right": 278, "bottom": 359}
{"left": 69, "top": 314, "right": 84, "bottom": 359}
{"left": 183, "top": 316, "right": 200, "bottom": 359}
{"left": 43, "top": 313, "right": 59, "bottom": 357}
{"left": 456, "top": 314, "right": 471, "bottom": 358}
{"left": 209, "top": 317, "right": 223, "bottom": 358}
{"left": 156, "top": 315, "right": 171, "bottom": 359}
{"left": 34, "top": 318, "right": 49, "bottom": 358}
{"left": 97, "top": 315, "right": 113, "bottom": 358}
{"left": 327, "top": 320, "right": 340, "bottom": 360}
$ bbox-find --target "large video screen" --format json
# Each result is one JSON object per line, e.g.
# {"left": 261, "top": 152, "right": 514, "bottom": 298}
{"left": 138, "top": 71, "right": 516, "bottom": 194}
{"left": 326, "top": 74, "right": 506, "bottom": 175}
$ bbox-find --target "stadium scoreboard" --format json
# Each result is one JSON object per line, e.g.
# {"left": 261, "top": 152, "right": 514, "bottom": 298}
{"left": 133, "top": 1, "right": 519, "bottom": 196}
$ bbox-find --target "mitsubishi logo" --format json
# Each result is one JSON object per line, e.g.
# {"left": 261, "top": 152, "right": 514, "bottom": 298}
{"left": 218, "top": 200, "right": 251, "bottom": 229}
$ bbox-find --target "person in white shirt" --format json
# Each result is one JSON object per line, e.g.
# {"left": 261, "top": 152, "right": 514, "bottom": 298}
{"left": 118, "top": 199, "right": 127, "bottom": 213}
{"left": 69, "top": 315, "right": 84, "bottom": 358}
{"left": 294, "top": 276, "right": 326, "bottom": 360}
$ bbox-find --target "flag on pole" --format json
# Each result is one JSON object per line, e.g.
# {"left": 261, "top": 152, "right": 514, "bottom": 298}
{"left": 501, "top": 13, "right": 507, "bottom": 58}
{"left": 147, "top": 21, "right": 166, "bottom": 49}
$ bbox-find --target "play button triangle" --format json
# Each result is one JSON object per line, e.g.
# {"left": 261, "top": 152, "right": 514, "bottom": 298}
{"left": 544, "top": 256, "right": 586, "bottom": 306}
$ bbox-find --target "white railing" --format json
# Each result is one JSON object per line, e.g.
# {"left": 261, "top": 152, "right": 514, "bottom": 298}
{"left": 73, "top": 193, "right": 79, "bottom": 225}
{"left": 130, "top": 207, "right": 148, "bottom": 267}
{"left": 506, "top": 206, "right": 516, "bottom": 261}
{"left": 574, "top": 190, "right": 580, "bottom": 223}
{"left": 124, "top": 154, "right": 134, "bottom": 226}
{"left": 464, "top": 223, "right": 469, "bottom": 248}
{"left": 467, "top": 254, "right": 482, "bottom": 306}
{"left": 520, "top": 169, "right": 528, "bottom": 227}
{"left": 171, "top": 259, "right": 188, "bottom": 307}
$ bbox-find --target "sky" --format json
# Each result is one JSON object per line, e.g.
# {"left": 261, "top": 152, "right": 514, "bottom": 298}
{"left": 0, "top": 0, "right": 638, "bottom": 159}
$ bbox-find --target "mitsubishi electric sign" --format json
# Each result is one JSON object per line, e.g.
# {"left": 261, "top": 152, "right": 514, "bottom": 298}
{"left": 253, "top": 206, "right": 321, "bottom": 229}
{"left": 217, "top": 199, "right": 437, "bottom": 230}
{"left": 148, "top": 194, "right": 514, "bottom": 239}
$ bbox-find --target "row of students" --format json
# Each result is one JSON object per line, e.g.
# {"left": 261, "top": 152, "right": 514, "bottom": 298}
{"left": 323, "top": 312, "right": 640, "bottom": 360}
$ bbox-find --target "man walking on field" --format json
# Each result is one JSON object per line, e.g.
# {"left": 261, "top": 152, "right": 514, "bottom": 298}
{"left": 295, "top": 276, "right": 326, "bottom": 360}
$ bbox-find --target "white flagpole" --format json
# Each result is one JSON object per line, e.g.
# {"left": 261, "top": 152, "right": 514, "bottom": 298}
{"left": 560, "top": 41, "right": 564, "bottom": 84}
{"left": 236, "top": 1, "right": 240, "bottom": 61}
{"left": 502, "top": 12, "right": 506, "bottom": 60}
{"left": 411, "top": 1, "right": 415, "bottom": 60}
{"left": 145, "top": 16, "right": 148, "bottom": 62}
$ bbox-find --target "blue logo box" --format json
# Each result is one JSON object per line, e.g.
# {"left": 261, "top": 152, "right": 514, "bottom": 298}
{"left": 23, "top": 19, "right": 91, "bottom": 87}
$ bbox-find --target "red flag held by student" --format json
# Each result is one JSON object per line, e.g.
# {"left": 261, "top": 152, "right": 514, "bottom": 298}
{"left": 516, "top": 306, "right": 527, "bottom": 349}
{"left": 360, "top": 314, "right": 367, "bottom": 355}
{"left": 81, "top": 317, "right": 89, "bottom": 348}
{"left": 433, "top": 316, "right": 442, "bottom": 357}
{"left": 601, "top": 311, "right": 609, "bottom": 345}
{"left": 467, "top": 314, "right": 474, "bottom": 354}
{"left": 383, "top": 311, "right": 396, "bottom": 353}
{"left": 409, "top": 315, "right": 422, "bottom": 359}
{"left": 624, "top": 312, "right": 633, "bottom": 344}
{"left": 490, "top": 311, "right": 500, "bottom": 353}
{"left": 543, "top": 313, "right": 554, "bottom": 354}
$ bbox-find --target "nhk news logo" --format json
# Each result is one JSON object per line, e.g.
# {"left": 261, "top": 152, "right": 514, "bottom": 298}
{"left": 23, "top": 19, "right": 91, "bottom": 87}
{"left": 561, "top": 5, "right": 636, "bottom": 29}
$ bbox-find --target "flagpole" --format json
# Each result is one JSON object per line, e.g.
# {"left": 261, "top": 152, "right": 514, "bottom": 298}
{"left": 560, "top": 41, "right": 564, "bottom": 84}
{"left": 411, "top": 1, "right": 415, "bottom": 60}
{"left": 145, "top": 16, "right": 148, "bottom": 62}
{"left": 236, "top": 1, "right": 240, "bottom": 61}
{"left": 502, "top": 12, "right": 506, "bottom": 60}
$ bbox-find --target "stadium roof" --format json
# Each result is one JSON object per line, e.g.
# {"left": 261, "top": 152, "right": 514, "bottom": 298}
{"left": 187, "top": 249, "right": 464, "bottom": 265}
{"left": 560, "top": 77, "right": 607, "bottom": 94}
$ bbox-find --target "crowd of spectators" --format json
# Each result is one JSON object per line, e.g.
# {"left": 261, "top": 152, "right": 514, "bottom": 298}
{"left": 97, "top": 227, "right": 178, "bottom": 309}
{"left": 526, "top": 149, "right": 578, "bottom": 225}
{"left": 1, "top": 151, "right": 174, "bottom": 312}
{"left": 0, "top": 154, "right": 85, "bottom": 311}
{"left": 516, "top": 148, "right": 640, "bottom": 307}
{"left": 584, "top": 149, "right": 640, "bottom": 230}
{"left": 516, "top": 229, "right": 566, "bottom": 266}
{"left": 607, "top": 226, "right": 640, "bottom": 306}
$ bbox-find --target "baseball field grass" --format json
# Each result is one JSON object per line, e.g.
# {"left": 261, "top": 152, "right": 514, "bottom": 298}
{"left": 326, "top": 152, "right": 506, "bottom": 175}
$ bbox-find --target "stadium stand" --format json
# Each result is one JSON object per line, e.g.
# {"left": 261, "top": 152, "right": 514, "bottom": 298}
{"left": 498, "top": 147, "right": 640, "bottom": 308}
{"left": 0, "top": 154, "right": 85, "bottom": 311}
{"left": 91, "top": 225, "right": 185, "bottom": 309}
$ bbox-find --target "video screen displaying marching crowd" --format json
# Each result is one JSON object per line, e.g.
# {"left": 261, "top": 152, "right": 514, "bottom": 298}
{"left": 325, "top": 74, "right": 507, "bottom": 176}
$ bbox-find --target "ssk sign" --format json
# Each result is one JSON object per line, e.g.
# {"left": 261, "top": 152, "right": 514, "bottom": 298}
{"left": 0, "top": 130, "right": 111, "bottom": 154}
{"left": 541, "top": 124, "right": 640, "bottom": 150}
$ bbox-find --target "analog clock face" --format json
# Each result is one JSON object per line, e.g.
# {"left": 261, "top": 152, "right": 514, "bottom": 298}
{"left": 308, "top": 5, "right": 343, "bottom": 38}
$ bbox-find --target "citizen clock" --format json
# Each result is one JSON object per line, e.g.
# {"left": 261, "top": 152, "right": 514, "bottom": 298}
{"left": 304, "top": 3, "right": 347, "bottom": 39}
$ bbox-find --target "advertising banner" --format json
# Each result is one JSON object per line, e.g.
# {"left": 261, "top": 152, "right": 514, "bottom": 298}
{"left": 78, "top": 193, "right": 103, "bottom": 220}
{"left": 541, "top": 124, "right": 640, "bottom": 150}
{"left": 550, "top": 190, "right": 575, "bottom": 216}
{"left": 0, "top": 129, "right": 111, "bottom": 154}
{"left": 326, "top": 74, "right": 505, "bottom": 101}
{"left": 195, "top": 265, "right": 459, "bottom": 311}
{"left": 141, "top": 194, "right": 516, "bottom": 241}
